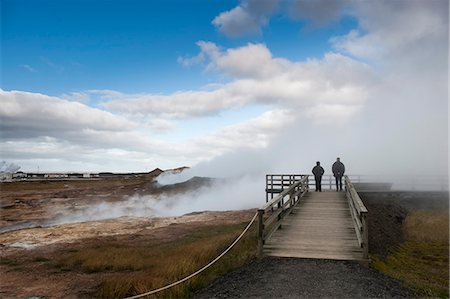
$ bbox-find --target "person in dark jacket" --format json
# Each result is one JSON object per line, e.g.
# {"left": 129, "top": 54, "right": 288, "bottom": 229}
{"left": 332, "top": 157, "right": 345, "bottom": 191}
{"left": 312, "top": 161, "right": 325, "bottom": 192}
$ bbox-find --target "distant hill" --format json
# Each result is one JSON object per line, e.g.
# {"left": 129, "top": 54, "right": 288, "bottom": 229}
{"left": 155, "top": 176, "right": 216, "bottom": 193}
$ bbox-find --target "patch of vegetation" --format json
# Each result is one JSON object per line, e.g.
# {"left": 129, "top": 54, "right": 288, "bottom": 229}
{"left": 0, "top": 257, "right": 19, "bottom": 266}
{"left": 371, "top": 210, "right": 449, "bottom": 298}
{"left": 33, "top": 256, "right": 51, "bottom": 262}
{"left": 56, "top": 222, "right": 257, "bottom": 298}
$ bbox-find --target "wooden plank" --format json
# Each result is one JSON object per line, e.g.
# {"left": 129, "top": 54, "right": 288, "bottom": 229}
{"left": 265, "top": 240, "right": 360, "bottom": 248}
{"left": 263, "top": 191, "right": 364, "bottom": 261}
{"left": 264, "top": 249, "right": 364, "bottom": 260}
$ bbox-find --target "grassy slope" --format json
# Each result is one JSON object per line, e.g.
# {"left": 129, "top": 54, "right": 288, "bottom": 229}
{"left": 54, "top": 222, "right": 257, "bottom": 298}
{"left": 371, "top": 210, "right": 449, "bottom": 298}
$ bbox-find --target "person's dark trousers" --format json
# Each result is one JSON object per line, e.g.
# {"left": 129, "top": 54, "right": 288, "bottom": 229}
{"left": 335, "top": 176, "right": 343, "bottom": 191}
{"left": 314, "top": 175, "right": 322, "bottom": 191}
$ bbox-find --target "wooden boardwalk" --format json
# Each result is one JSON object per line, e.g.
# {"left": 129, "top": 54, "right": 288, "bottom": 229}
{"left": 264, "top": 191, "right": 364, "bottom": 261}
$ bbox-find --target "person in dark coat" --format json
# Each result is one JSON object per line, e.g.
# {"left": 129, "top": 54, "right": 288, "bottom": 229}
{"left": 332, "top": 157, "right": 345, "bottom": 191}
{"left": 312, "top": 161, "right": 324, "bottom": 192}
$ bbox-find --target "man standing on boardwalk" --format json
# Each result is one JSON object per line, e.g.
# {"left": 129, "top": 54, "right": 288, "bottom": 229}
{"left": 332, "top": 157, "right": 345, "bottom": 191}
{"left": 312, "top": 161, "right": 324, "bottom": 192}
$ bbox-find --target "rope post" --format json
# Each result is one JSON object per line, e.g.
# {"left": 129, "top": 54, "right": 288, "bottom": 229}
{"left": 257, "top": 209, "right": 264, "bottom": 258}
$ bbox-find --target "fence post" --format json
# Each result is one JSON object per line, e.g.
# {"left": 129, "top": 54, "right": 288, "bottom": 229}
{"left": 257, "top": 209, "right": 264, "bottom": 258}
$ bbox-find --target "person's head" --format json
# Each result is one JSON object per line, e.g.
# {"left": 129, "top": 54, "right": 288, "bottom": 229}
{"left": 316, "top": 161, "right": 320, "bottom": 166}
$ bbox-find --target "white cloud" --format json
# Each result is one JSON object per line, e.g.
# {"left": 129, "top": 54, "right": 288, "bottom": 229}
{"left": 0, "top": 90, "right": 135, "bottom": 139}
{"left": 0, "top": 89, "right": 299, "bottom": 172}
{"left": 146, "top": 119, "right": 176, "bottom": 133}
{"left": 105, "top": 43, "right": 371, "bottom": 126}
{"left": 87, "top": 89, "right": 124, "bottom": 99}
{"left": 212, "top": 0, "right": 279, "bottom": 37}
{"left": 102, "top": 89, "right": 245, "bottom": 118}
{"left": 288, "top": 0, "right": 351, "bottom": 26}
{"left": 61, "top": 91, "right": 90, "bottom": 103}
{"left": 20, "top": 64, "right": 37, "bottom": 73}
{"left": 192, "top": 109, "right": 294, "bottom": 157}
{"left": 212, "top": 6, "right": 261, "bottom": 37}
{"left": 212, "top": 0, "right": 350, "bottom": 37}
{"left": 209, "top": 43, "right": 290, "bottom": 79}
{"left": 331, "top": 0, "right": 448, "bottom": 65}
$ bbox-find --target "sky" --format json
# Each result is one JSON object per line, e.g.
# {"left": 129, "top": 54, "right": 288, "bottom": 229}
{"left": 1, "top": 0, "right": 449, "bottom": 177}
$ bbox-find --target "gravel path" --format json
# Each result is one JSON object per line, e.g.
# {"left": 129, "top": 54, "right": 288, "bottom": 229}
{"left": 194, "top": 257, "right": 415, "bottom": 298}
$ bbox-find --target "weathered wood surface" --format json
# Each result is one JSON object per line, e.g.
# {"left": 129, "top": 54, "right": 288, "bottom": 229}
{"left": 264, "top": 191, "right": 364, "bottom": 261}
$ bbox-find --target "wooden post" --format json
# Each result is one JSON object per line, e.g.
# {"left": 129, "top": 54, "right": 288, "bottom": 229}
{"left": 257, "top": 209, "right": 264, "bottom": 258}
{"left": 362, "top": 212, "right": 369, "bottom": 259}
{"left": 290, "top": 189, "right": 294, "bottom": 212}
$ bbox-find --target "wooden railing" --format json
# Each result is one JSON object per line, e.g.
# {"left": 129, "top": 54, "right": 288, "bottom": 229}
{"left": 265, "top": 174, "right": 309, "bottom": 202}
{"left": 308, "top": 174, "right": 448, "bottom": 191}
{"left": 258, "top": 175, "right": 309, "bottom": 257}
{"left": 305, "top": 174, "right": 382, "bottom": 191}
{"left": 344, "top": 175, "right": 369, "bottom": 259}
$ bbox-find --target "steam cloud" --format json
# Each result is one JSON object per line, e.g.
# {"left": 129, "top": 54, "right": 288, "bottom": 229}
{"left": 0, "top": 161, "right": 21, "bottom": 173}
{"left": 49, "top": 175, "right": 264, "bottom": 226}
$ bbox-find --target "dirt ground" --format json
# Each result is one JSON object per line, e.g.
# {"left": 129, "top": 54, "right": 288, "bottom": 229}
{"left": 0, "top": 175, "right": 448, "bottom": 298}
{"left": 0, "top": 174, "right": 253, "bottom": 298}
{"left": 0, "top": 210, "right": 254, "bottom": 299}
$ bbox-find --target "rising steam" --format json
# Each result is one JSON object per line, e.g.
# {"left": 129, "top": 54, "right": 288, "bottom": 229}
{"left": 47, "top": 174, "right": 264, "bottom": 226}
{"left": 0, "top": 161, "right": 21, "bottom": 173}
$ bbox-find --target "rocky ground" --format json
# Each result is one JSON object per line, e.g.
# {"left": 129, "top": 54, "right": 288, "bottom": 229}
{"left": 194, "top": 257, "right": 415, "bottom": 298}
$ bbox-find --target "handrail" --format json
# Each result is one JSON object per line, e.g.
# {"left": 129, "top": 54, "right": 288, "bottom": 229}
{"left": 257, "top": 175, "right": 309, "bottom": 257}
{"left": 265, "top": 174, "right": 309, "bottom": 202}
{"left": 344, "top": 175, "right": 369, "bottom": 259}
{"left": 311, "top": 174, "right": 449, "bottom": 191}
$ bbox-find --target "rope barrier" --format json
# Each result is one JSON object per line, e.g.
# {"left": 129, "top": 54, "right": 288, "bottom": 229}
{"left": 124, "top": 212, "right": 258, "bottom": 299}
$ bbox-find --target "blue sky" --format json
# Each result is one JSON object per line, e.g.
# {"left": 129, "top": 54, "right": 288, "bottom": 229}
{"left": 2, "top": 0, "right": 358, "bottom": 95}
{"left": 0, "top": 0, "right": 448, "bottom": 176}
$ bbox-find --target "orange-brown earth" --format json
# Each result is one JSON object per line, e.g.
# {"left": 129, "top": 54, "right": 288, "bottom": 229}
{"left": 0, "top": 175, "right": 255, "bottom": 298}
